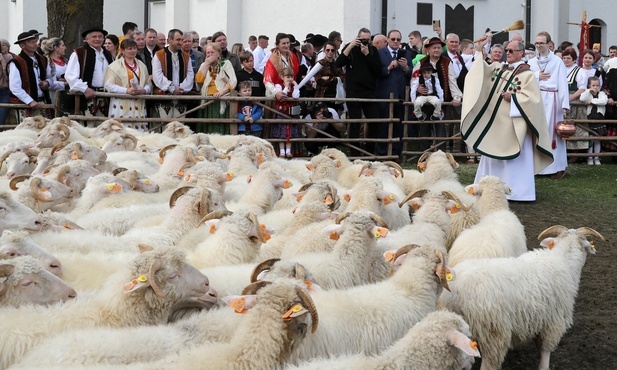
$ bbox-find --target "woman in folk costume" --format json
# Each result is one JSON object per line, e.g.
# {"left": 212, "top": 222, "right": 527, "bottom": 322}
{"left": 263, "top": 33, "right": 300, "bottom": 158}
{"left": 104, "top": 39, "right": 151, "bottom": 131}
{"left": 194, "top": 42, "right": 236, "bottom": 134}
{"left": 562, "top": 48, "right": 590, "bottom": 154}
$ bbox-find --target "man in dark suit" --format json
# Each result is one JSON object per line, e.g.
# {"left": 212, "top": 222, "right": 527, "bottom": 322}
{"left": 375, "top": 29, "right": 413, "bottom": 156}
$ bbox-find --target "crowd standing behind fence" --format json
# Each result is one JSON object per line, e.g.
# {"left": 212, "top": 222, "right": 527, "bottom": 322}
{"left": 2, "top": 23, "right": 617, "bottom": 164}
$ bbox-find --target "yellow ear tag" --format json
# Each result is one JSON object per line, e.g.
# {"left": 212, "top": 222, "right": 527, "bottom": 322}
{"left": 590, "top": 241, "right": 596, "bottom": 250}
{"left": 450, "top": 204, "right": 461, "bottom": 214}
{"left": 470, "top": 341, "right": 478, "bottom": 350}
{"left": 445, "top": 268, "right": 453, "bottom": 281}
{"left": 282, "top": 303, "right": 304, "bottom": 319}
{"left": 144, "top": 179, "right": 150, "bottom": 185}
{"left": 247, "top": 175, "right": 253, "bottom": 183}
{"left": 389, "top": 194, "right": 395, "bottom": 200}
{"left": 376, "top": 227, "right": 388, "bottom": 237}
{"left": 547, "top": 240, "right": 555, "bottom": 250}
{"left": 137, "top": 275, "right": 148, "bottom": 283}
{"left": 230, "top": 297, "right": 247, "bottom": 314}
{"left": 157, "top": 157, "right": 163, "bottom": 164}
{"left": 343, "top": 194, "right": 351, "bottom": 202}
{"left": 123, "top": 279, "right": 138, "bottom": 292}
{"left": 221, "top": 153, "right": 227, "bottom": 159}
{"left": 329, "top": 231, "right": 339, "bottom": 240}
{"left": 196, "top": 156, "right": 205, "bottom": 161}
{"left": 384, "top": 251, "right": 396, "bottom": 262}
{"left": 467, "top": 187, "right": 475, "bottom": 195}
{"left": 71, "top": 152, "right": 79, "bottom": 160}
{"left": 209, "top": 225, "right": 217, "bottom": 234}
{"left": 283, "top": 180, "right": 292, "bottom": 189}
{"left": 226, "top": 172, "right": 234, "bottom": 181}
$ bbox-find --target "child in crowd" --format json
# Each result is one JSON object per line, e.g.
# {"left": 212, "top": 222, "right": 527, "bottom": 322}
{"left": 270, "top": 67, "right": 300, "bottom": 158}
{"left": 580, "top": 76, "right": 608, "bottom": 165}
{"left": 236, "top": 51, "right": 265, "bottom": 97}
{"left": 236, "top": 81, "right": 263, "bottom": 137}
{"left": 410, "top": 64, "right": 443, "bottom": 121}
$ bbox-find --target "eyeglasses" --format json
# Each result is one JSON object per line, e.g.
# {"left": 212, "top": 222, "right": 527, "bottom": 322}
{"left": 325, "top": 48, "right": 335, "bottom": 52}
{"left": 192, "top": 39, "right": 199, "bottom": 42}
{"left": 390, "top": 38, "right": 401, "bottom": 42}
{"left": 505, "top": 49, "right": 522, "bottom": 53}
{"left": 535, "top": 42, "right": 546, "bottom": 46}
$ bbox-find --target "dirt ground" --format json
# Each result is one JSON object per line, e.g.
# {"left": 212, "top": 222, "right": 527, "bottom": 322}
{"left": 458, "top": 166, "right": 617, "bottom": 370}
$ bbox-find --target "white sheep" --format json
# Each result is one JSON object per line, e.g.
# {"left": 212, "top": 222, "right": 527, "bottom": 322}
{"left": 0, "top": 246, "right": 215, "bottom": 369}
{"left": 1, "top": 150, "right": 38, "bottom": 179}
{"left": 436, "top": 226, "right": 604, "bottom": 370}
{"left": 286, "top": 242, "right": 450, "bottom": 364}
{"left": 287, "top": 310, "right": 480, "bottom": 370}
{"left": 447, "top": 175, "right": 527, "bottom": 266}
{"left": 8, "top": 175, "right": 74, "bottom": 212}
{"left": 0, "top": 230, "right": 62, "bottom": 275}
{"left": 0, "top": 191, "right": 43, "bottom": 233}
{"left": 0, "top": 255, "right": 76, "bottom": 307}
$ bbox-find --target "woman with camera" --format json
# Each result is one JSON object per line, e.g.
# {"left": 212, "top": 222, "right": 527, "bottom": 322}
{"left": 304, "top": 101, "right": 346, "bottom": 155}
{"left": 314, "top": 41, "right": 344, "bottom": 113}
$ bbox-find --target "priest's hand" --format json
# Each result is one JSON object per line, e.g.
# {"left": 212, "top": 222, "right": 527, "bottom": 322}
{"left": 501, "top": 92, "right": 512, "bottom": 102}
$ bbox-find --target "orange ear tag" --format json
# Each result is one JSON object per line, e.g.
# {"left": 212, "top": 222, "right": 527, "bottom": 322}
{"left": 304, "top": 280, "right": 312, "bottom": 287}
{"left": 176, "top": 169, "right": 185, "bottom": 176}
{"left": 324, "top": 196, "right": 333, "bottom": 204}
{"left": 283, "top": 180, "right": 292, "bottom": 189}
{"left": 230, "top": 297, "right": 248, "bottom": 314}
{"left": 547, "top": 240, "right": 555, "bottom": 250}
{"left": 226, "top": 172, "right": 234, "bottom": 181}
{"left": 365, "top": 169, "right": 372, "bottom": 176}
{"left": 418, "top": 162, "right": 426, "bottom": 171}
{"left": 71, "top": 152, "right": 80, "bottom": 160}
{"left": 305, "top": 164, "right": 313, "bottom": 171}
{"left": 257, "top": 153, "right": 264, "bottom": 164}
{"left": 123, "top": 279, "right": 138, "bottom": 292}
{"left": 376, "top": 227, "right": 388, "bottom": 237}
{"left": 383, "top": 196, "right": 392, "bottom": 205}
{"left": 329, "top": 231, "right": 340, "bottom": 240}
{"left": 296, "top": 193, "right": 304, "bottom": 202}
{"left": 63, "top": 223, "right": 76, "bottom": 230}
{"left": 450, "top": 204, "right": 461, "bottom": 214}
{"left": 282, "top": 303, "right": 304, "bottom": 320}
{"left": 336, "top": 160, "right": 341, "bottom": 167}
{"left": 384, "top": 251, "right": 396, "bottom": 262}
{"left": 470, "top": 341, "right": 478, "bottom": 350}
{"left": 209, "top": 225, "right": 217, "bottom": 234}
{"left": 467, "top": 187, "right": 475, "bottom": 195}
{"left": 412, "top": 202, "right": 420, "bottom": 210}
{"left": 343, "top": 194, "right": 351, "bottom": 202}
{"left": 157, "top": 158, "right": 163, "bottom": 164}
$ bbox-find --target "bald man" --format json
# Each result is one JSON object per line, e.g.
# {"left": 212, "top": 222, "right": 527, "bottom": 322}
{"left": 372, "top": 34, "right": 387, "bottom": 49}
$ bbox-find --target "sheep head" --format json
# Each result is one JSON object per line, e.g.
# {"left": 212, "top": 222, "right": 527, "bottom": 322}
{"left": 537, "top": 225, "right": 605, "bottom": 254}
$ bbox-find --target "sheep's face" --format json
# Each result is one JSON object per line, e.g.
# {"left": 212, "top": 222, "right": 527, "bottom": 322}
{"left": 0, "top": 256, "right": 76, "bottom": 307}
{"left": 27, "top": 177, "right": 75, "bottom": 203}
{"left": 0, "top": 193, "right": 43, "bottom": 232}
{"left": 56, "top": 162, "right": 102, "bottom": 193}
{"left": 91, "top": 120, "right": 124, "bottom": 138}
{"left": 0, "top": 231, "right": 62, "bottom": 276}
{"left": 5, "top": 152, "right": 35, "bottom": 180}
{"left": 162, "top": 122, "right": 193, "bottom": 139}
{"left": 35, "top": 124, "right": 70, "bottom": 148}
{"left": 74, "top": 144, "right": 107, "bottom": 165}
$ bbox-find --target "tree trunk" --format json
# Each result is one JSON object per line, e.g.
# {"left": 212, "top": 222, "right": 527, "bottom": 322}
{"left": 47, "top": 0, "right": 104, "bottom": 54}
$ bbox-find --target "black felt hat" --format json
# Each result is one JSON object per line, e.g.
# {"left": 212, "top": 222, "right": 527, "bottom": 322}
{"left": 14, "top": 30, "right": 41, "bottom": 44}
{"left": 81, "top": 27, "right": 108, "bottom": 38}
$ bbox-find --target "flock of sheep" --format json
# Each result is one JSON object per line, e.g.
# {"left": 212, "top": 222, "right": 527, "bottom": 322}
{"left": 0, "top": 116, "right": 605, "bottom": 370}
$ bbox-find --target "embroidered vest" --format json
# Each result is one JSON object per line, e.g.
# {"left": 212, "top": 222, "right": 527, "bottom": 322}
{"left": 153, "top": 47, "right": 190, "bottom": 94}
{"left": 8, "top": 51, "right": 48, "bottom": 102}
{"left": 74, "top": 46, "right": 113, "bottom": 88}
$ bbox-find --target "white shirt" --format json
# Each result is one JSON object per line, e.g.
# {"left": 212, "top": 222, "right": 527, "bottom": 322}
{"left": 151, "top": 49, "right": 195, "bottom": 93}
{"left": 8, "top": 56, "right": 63, "bottom": 104}
{"left": 253, "top": 46, "right": 267, "bottom": 74}
{"left": 65, "top": 45, "right": 109, "bottom": 92}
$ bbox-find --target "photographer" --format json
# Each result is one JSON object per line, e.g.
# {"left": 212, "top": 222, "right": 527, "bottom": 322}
{"left": 335, "top": 28, "right": 382, "bottom": 156}
{"left": 304, "top": 101, "right": 346, "bottom": 155}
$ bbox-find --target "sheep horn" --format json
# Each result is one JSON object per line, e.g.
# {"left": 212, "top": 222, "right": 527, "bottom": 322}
{"left": 123, "top": 134, "right": 138, "bottom": 151}
{"left": 358, "top": 162, "right": 372, "bottom": 177}
{"left": 398, "top": 189, "right": 429, "bottom": 208}
{"left": 225, "top": 145, "right": 237, "bottom": 155}
{"left": 55, "top": 166, "right": 71, "bottom": 184}
{"left": 388, "top": 244, "right": 419, "bottom": 276}
{"left": 159, "top": 144, "right": 177, "bottom": 160}
{"left": 30, "top": 177, "right": 54, "bottom": 203}
{"left": 43, "top": 163, "right": 59, "bottom": 176}
{"left": 294, "top": 263, "right": 306, "bottom": 280}
{"left": 295, "top": 286, "right": 319, "bottom": 333}
{"left": 335, "top": 212, "right": 352, "bottom": 224}
{"left": 382, "top": 161, "right": 404, "bottom": 178}
{"left": 576, "top": 227, "right": 606, "bottom": 242}
{"left": 435, "top": 249, "right": 451, "bottom": 292}
{"left": 442, "top": 191, "right": 474, "bottom": 212}
{"left": 196, "top": 210, "right": 233, "bottom": 228}
{"left": 50, "top": 141, "right": 68, "bottom": 156}
{"left": 148, "top": 259, "right": 166, "bottom": 298}
{"left": 128, "top": 170, "right": 139, "bottom": 190}
{"left": 0, "top": 151, "right": 11, "bottom": 171}
{"left": 197, "top": 189, "right": 212, "bottom": 216}
{"left": 57, "top": 124, "right": 71, "bottom": 140}
{"left": 297, "top": 183, "right": 314, "bottom": 193}
{"left": 370, "top": 213, "right": 389, "bottom": 228}
{"left": 24, "top": 148, "right": 40, "bottom": 158}
{"left": 57, "top": 116, "right": 72, "bottom": 127}
{"left": 138, "top": 243, "right": 154, "bottom": 253}
{"left": 241, "top": 280, "right": 272, "bottom": 295}
{"left": 168, "top": 186, "right": 194, "bottom": 208}
{"left": 445, "top": 153, "right": 458, "bottom": 169}
{"left": 247, "top": 213, "right": 266, "bottom": 243}
{"left": 112, "top": 167, "right": 128, "bottom": 176}
{"left": 33, "top": 116, "right": 48, "bottom": 129}
{"left": 537, "top": 225, "right": 569, "bottom": 240}
{"left": 250, "top": 258, "right": 281, "bottom": 283}
{"left": 327, "top": 183, "right": 340, "bottom": 211}
{"left": 9, "top": 175, "right": 30, "bottom": 190}
{"left": 417, "top": 152, "right": 431, "bottom": 172}
{"left": 184, "top": 148, "right": 198, "bottom": 163}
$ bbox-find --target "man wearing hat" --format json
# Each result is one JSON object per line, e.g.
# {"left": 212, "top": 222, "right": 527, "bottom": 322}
{"left": 65, "top": 27, "right": 114, "bottom": 119}
{"left": 413, "top": 36, "right": 463, "bottom": 151}
{"left": 8, "top": 30, "right": 64, "bottom": 120}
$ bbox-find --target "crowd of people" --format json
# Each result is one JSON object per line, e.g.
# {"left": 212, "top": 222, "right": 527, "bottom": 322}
{"left": 1, "top": 22, "right": 616, "bottom": 166}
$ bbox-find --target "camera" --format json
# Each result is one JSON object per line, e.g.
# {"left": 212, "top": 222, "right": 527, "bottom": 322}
{"left": 321, "top": 109, "right": 333, "bottom": 119}
{"left": 360, "top": 38, "right": 369, "bottom": 46}
{"left": 312, "top": 102, "right": 332, "bottom": 118}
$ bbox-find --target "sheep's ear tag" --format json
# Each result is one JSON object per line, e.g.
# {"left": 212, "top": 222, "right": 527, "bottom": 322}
{"left": 230, "top": 297, "right": 248, "bottom": 314}
{"left": 107, "top": 184, "right": 122, "bottom": 193}
{"left": 209, "top": 224, "right": 217, "bottom": 234}
{"left": 323, "top": 195, "right": 333, "bottom": 205}
{"left": 282, "top": 303, "right": 307, "bottom": 320}
{"left": 382, "top": 194, "right": 395, "bottom": 205}
{"left": 176, "top": 169, "right": 185, "bottom": 176}
{"left": 329, "top": 231, "right": 340, "bottom": 240}
{"left": 283, "top": 180, "right": 292, "bottom": 189}
{"left": 411, "top": 200, "right": 421, "bottom": 210}
{"left": 336, "top": 160, "right": 341, "bottom": 168}
{"left": 364, "top": 169, "right": 372, "bottom": 176}
{"left": 63, "top": 223, "right": 76, "bottom": 230}
{"left": 295, "top": 192, "right": 305, "bottom": 202}
{"left": 449, "top": 203, "right": 461, "bottom": 214}
{"left": 374, "top": 227, "right": 388, "bottom": 238}
{"left": 547, "top": 240, "right": 555, "bottom": 250}
{"left": 123, "top": 275, "right": 149, "bottom": 293}
{"left": 157, "top": 157, "right": 164, "bottom": 164}
{"left": 343, "top": 193, "right": 351, "bottom": 202}
{"left": 417, "top": 162, "right": 427, "bottom": 171}
{"left": 71, "top": 152, "right": 80, "bottom": 160}
{"left": 384, "top": 250, "right": 396, "bottom": 262}
{"left": 225, "top": 172, "right": 234, "bottom": 181}
{"left": 196, "top": 156, "right": 205, "bottom": 161}
{"left": 260, "top": 224, "right": 272, "bottom": 241}
{"left": 466, "top": 187, "right": 475, "bottom": 195}
{"left": 305, "top": 163, "right": 313, "bottom": 171}
{"left": 143, "top": 179, "right": 150, "bottom": 185}
{"left": 247, "top": 175, "right": 253, "bottom": 183}
{"left": 257, "top": 153, "right": 264, "bottom": 164}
